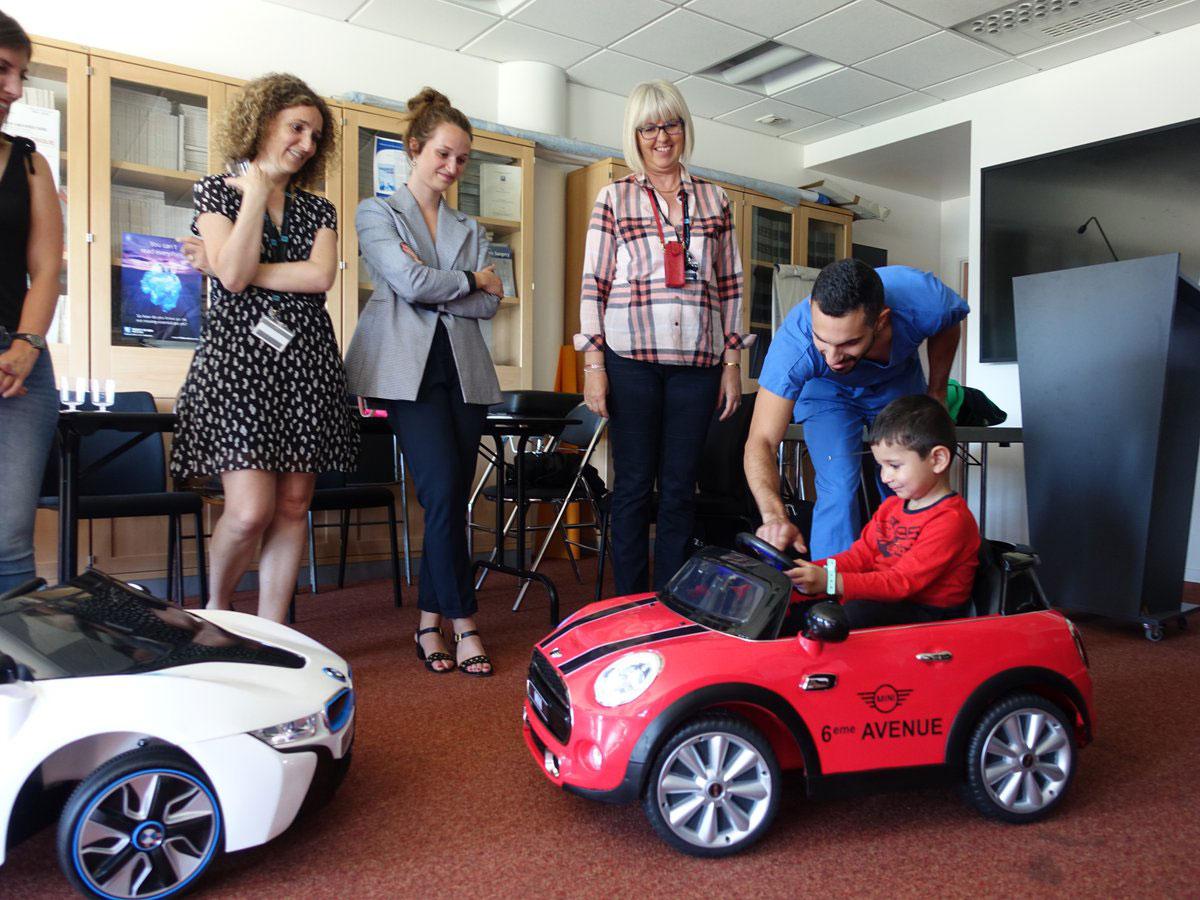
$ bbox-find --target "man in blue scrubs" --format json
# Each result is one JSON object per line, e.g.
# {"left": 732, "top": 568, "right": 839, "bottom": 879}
{"left": 745, "top": 259, "right": 968, "bottom": 559}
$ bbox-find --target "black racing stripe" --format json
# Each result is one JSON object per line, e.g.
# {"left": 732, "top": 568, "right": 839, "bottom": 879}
{"left": 538, "top": 597, "right": 659, "bottom": 648}
{"left": 559, "top": 625, "right": 706, "bottom": 675}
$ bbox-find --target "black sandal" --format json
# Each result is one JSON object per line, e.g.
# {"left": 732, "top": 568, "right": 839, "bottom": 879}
{"left": 415, "top": 626, "right": 455, "bottom": 674}
{"left": 454, "top": 630, "right": 494, "bottom": 678}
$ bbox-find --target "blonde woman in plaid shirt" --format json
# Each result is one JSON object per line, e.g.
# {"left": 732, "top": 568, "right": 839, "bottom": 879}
{"left": 576, "top": 80, "right": 752, "bottom": 594}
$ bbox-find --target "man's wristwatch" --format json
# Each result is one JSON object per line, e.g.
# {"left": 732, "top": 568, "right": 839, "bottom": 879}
{"left": 10, "top": 333, "right": 47, "bottom": 351}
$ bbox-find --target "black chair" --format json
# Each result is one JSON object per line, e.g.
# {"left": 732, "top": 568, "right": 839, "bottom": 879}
{"left": 970, "top": 539, "right": 1050, "bottom": 617}
{"left": 303, "top": 428, "right": 407, "bottom": 611}
{"left": 39, "top": 391, "right": 208, "bottom": 605}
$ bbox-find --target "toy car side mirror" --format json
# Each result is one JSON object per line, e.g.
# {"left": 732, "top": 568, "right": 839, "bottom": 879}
{"left": 0, "top": 652, "right": 32, "bottom": 685}
{"left": 801, "top": 602, "right": 849, "bottom": 643}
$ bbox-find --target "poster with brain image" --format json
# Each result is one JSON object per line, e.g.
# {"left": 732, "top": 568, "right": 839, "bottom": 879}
{"left": 119, "top": 233, "right": 203, "bottom": 344}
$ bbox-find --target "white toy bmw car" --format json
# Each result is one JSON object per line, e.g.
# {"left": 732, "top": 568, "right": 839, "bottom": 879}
{"left": 0, "top": 570, "right": 355, "bottom": 899}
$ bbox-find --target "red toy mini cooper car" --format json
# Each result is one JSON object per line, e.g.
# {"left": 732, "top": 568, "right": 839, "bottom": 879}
{"left": 523, "top": 534, "right": 1094, "bottom": 857}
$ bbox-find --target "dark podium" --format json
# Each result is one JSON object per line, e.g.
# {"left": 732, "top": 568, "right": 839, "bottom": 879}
{"left": 1013, "top": 254, "right": 1200, "bottom": 640}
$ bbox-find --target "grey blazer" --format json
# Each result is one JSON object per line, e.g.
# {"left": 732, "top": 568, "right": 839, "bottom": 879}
{"left": 344, "top": 185, "right": 502, "bottom": 404}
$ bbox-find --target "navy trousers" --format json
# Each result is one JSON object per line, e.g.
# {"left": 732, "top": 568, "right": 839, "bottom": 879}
{"left": 385, "top": 324, "right": 487, "bottom": 619}
{"left": 604, "top": 347, "right": 722, "bottom": 594}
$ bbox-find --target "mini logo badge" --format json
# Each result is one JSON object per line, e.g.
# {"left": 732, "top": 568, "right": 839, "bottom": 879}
{"left": 323, "top": 667, "right": 347, "bottom": 683}
{"left": 549, "top": 648, "right": 562, "bottom": 659}
{"left": 859, "top": 684, "right": 912, "bottom": 714}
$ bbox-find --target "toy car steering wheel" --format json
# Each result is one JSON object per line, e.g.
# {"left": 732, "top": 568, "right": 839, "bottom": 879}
{"left": 736, "top": 532, "right": 800, "bottom": 573}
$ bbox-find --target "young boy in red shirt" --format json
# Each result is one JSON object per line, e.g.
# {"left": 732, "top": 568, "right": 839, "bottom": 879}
{"left": 787, "top": 394, "right": 980, "bottom": 629}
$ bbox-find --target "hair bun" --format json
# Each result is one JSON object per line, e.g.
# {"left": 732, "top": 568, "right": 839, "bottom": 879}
{"left": 407, "top": 87, "right": 451, "bottom": 115}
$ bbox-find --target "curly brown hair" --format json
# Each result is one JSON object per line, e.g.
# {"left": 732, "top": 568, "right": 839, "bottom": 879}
{"left": 404, "top": 87, "right": 472, "bottom": 157}
{"left": 216, "top": 73, "right": 337, "bottom": 190}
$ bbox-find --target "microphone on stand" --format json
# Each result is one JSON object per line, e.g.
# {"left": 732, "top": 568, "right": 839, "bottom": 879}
{"left": 1076, "top": 216, "right": 1119, "bottom": 262}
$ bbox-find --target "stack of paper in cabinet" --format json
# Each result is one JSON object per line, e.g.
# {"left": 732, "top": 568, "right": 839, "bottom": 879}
{"left": 480, "top": 163, "right": 521, "bottom": 220}
{"left": 486, "top": 243, "right": 516, "bottom": 298}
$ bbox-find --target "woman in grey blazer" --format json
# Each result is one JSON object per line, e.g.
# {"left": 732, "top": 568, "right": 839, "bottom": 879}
{"left": 345, "top": 88, "right": 503, "bottom": 676}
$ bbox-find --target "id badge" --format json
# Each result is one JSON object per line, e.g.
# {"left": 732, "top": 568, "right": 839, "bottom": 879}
{"left": 251, "top": 312, "right": 295, "bottom": 353}
{"left": 663, "top": 240, "right": 686, "bottom": 288}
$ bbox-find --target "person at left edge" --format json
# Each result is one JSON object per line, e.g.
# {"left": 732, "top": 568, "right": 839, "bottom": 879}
{"left": 172, "top": 73, "right": 359, "bottom": 623}
{"left": 0, "top": 11, "right": 62, "bottom": 593}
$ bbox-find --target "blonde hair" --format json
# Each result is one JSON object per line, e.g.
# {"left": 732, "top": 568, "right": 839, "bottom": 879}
{"left": 621, "top": 80, "right": 694, "bottom": 176}
{"left": 216, "top": 73, "right": 337, "bottom": 190}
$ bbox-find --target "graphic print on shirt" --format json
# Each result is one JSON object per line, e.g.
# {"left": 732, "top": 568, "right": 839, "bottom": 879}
{"left": 875, "top": 513, "right": 923, "bottom": 559}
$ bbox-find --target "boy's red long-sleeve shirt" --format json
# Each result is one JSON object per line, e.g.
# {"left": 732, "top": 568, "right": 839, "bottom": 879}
{"left": 823, "top": 494, "right": 980, "bottom": 607}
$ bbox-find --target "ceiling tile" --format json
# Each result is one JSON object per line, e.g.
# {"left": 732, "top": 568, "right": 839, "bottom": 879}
{"left": 351, "top": 0, "right": 498, "bottom": 50}
{"left": 842, "top": 91, "right": 938, "bottom": 125}
{"left": 775, "top": 67, "right": 907, "bottom": 115}
{"left": 674, "top": 76, "right": 760, "bottom": 118}
{"left": 714, "top": 97, "right": 826, "bottom": 135}
{"left": 567, "top": 51, "right": 686, "bottom": 97}
{"left": 1018, "top": 20, "right": 1155, "bottom": 70}
{"left": 924, "top": 59, "right": 1035, "bottom": 100}
{"left": 875, "top": 0, "right": 1000, "bottom": 28}
{"left": 1137, "top": 0, "right": 1200, "bottom": 32}
{"left": 263, "top": 0, "right": 365, "bottom": 19}
{"left": 780, "top": 118, "right": 859, "bottom": 143}
{"left": 857, "top": 31, "right": 1007, "bottom": 88}
{"left": 512, "top": 0, "right": 674, "bottom": 46}
{"left": 776, "top": 0, "right": 938, "bottom": 65}
{"left": 683, "top": 0, "right": 851, "bottom": 38}
{"left": 462, "top": 20, "right": 598, "bottom": 67}
{"left": 612, "top": 9, "right": 762, "bottom": 73}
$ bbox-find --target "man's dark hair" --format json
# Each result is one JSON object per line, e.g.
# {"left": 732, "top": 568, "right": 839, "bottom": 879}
{"left": 812, "top": 258, "right": 885, "bottom": 322}
{"left": 869, "top": 394, "right": 956, "bottom": 458}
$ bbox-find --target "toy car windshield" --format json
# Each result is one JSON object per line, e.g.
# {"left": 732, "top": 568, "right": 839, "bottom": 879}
{"left": 660, "top": 548, "right": 792, "bottom": 641}
{"left": 0, "top": 570, "right": 303, "bottom": 681}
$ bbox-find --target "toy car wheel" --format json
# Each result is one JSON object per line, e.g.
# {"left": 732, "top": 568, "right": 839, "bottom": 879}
{"left": 643, "top": 714, "right": 780, "bottom": 857}
{"left": 57, "top": 746, "right": 223, "bottom": 900}
{"left": 964, "top": 693, "right": 1075, "bottom": 824}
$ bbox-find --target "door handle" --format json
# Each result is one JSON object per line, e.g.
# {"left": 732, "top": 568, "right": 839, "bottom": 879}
{"left": 916, "top": 651, "right": 953, "bottom": 662}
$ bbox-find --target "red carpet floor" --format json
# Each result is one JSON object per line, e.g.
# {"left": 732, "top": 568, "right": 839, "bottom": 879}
{"left": 4, "top": 564, "right": 1199, "bottom": 898}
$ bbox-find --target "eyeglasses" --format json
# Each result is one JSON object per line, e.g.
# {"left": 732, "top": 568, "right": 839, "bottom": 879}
{"left": 636, "top": 119, "right": 684, "bottom": 139}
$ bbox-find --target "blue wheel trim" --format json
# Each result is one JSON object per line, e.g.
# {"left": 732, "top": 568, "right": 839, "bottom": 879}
{"left": 72, "top": 767, "right": 222, "bottom": 900}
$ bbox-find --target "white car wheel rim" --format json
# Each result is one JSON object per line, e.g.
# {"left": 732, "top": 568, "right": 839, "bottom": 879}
{"left": 979, "top": 707, "right": 1072, "bottom": 814}
{"left": 75, "top": 770, "right": 219, "bottom": 899}
{"left": 655, "top": 731, "right": 773, "bottom": 849}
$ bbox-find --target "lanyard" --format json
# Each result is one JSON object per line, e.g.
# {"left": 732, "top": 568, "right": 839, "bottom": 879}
{"left": 644, "top": 184, "right": 689, "bottom": 250}
{"left": 263, "top": 193, "right": 294, "bottom": 263}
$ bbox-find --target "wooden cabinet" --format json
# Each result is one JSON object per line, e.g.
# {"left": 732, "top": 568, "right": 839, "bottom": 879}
{"left": 562, "top": 157, "right": 853, "bottom": 388}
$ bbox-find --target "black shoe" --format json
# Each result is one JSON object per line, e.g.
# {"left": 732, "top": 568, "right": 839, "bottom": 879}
{"left": 453, "top": 630, "right": 493, "bottom": 678}
{"left": 415, "top": 626, "right": 455, "bottom": 674}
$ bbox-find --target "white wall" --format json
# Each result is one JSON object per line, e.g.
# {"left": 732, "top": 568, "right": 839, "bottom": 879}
{"left": 805, "top": 24, "right": 1200, "bottom": 574}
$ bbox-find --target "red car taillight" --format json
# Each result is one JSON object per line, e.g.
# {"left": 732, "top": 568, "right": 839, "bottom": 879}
{"left": 1067, "top": 620, "right": 1089, "bottom": 668}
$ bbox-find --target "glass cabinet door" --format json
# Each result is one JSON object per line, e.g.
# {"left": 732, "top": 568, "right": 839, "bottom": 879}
{"left": 798, "top": 206, "right": 852, "bottom": 271}
{"left": 88, "top": 58, "right": 226, "bottom": 398}
{"left": 17, "top": 43, "right": 89, "bottom": 383}
{"left": 742, "top": 197, "right": 793, "bottom": 380}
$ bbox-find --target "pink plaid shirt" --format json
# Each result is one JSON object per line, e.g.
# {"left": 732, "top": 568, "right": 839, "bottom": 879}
{"left": 575, "top": 167, "right": 752, "bottom": 366}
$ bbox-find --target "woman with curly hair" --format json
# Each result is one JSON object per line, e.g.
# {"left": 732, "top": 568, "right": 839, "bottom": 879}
{"left": 172, "top": 73, "right": 358, "bottom": 622}
{"left": 345, "top": 87, "right": 502, "bottom": 675}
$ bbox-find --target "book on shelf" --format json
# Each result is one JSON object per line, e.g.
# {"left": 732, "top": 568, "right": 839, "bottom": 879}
{"left": 486, "top": 243, "right": 516, "bottom": 298}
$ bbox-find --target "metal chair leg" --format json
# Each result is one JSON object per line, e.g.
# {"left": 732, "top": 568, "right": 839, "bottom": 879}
{"left": 595, "top": 507, "right": 610, "bottom": 603}
{"left": 193, "top": 511, "right": 208, "bottom": 609}
{"left": 337, "top": 509, "right": 350, "bottom": 589}
{"left": 386, "top": 500, "right": 402, "bottom": 608}
{"left": 306, "top": 510, "right": 319, "bottom": 596}
{"left": 399, "top": 451, "right": 413, "bottom": 585}
{"left": 166, "top": 514, "right": 178, "bottom": 603}
{"left": 476, "top": 503, "right": 520, "bottom": 590}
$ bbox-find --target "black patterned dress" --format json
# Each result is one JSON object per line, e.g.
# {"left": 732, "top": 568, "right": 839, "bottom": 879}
{"left": 171, "top": 175, "right": 359, "bottom": 478}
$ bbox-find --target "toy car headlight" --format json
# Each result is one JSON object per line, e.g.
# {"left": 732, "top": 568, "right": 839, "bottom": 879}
{"left": 250, "top": 712, "right": 321, "bottom": 747}
{"left": 593, "top": 651, "right": 663, "bottom": 708}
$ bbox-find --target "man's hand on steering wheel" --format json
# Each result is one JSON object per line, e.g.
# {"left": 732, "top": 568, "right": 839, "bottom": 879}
{"left": 755, "top": 515, "right": 808, "bottom": 557}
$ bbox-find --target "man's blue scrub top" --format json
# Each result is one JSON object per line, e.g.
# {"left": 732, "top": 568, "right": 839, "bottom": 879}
{"left": 758, "top": 266, "right": 969, "bottom": 410}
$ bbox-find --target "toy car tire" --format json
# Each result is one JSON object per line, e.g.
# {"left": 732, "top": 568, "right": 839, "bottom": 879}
{"left": 57, "top": 746, "right": 223, "bottom": 900}
{"left": 964, "top": 692, "right": 1076, "bottom": 824}
{"left": 642, "top": 714, "right": 781, "bottom": 857}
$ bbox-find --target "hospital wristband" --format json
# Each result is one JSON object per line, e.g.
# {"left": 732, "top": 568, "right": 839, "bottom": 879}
{"left": 825, "top": 558, "right": 837, "bottom": 596}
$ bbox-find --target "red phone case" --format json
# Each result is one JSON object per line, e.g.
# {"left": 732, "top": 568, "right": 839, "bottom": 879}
{"left": 663, "top": 241, "right": 685, "bottom": 288}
